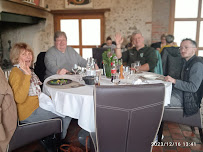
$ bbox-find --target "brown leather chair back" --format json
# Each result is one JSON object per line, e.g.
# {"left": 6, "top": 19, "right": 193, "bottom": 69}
{"left": 8, "top": 118, "right": 62, "bottom": 151}
{"left": 94, "top": 84, "right": 165, "bottom": 152}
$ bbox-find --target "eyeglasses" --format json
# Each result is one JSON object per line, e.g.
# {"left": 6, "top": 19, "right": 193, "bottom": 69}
{"left": 179, "top": 46, "right": 195, "bottom": 51}
{"left": 55, "top": 39, "right": 67, "bottom": 43}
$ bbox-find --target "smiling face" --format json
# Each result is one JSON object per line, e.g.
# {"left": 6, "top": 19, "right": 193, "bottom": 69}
{"left": 54, "top": 35, "right": 67, "bottom": 53}
{"left": 131, "top": 33, "right": 145, "bottom": 50}
{"left": 180, "top": 40, "right": 196, "bottom": 61}
{"left": 19, "top": 49, "right": 33, "bottom": 67}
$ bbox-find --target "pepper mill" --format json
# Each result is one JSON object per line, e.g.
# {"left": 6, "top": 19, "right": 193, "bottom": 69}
{"left": 119, "top": 64, "right": 124, "bottom": 79}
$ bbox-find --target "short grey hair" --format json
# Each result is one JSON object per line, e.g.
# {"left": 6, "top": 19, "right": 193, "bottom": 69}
{"left": 166, "top": 35, "right": 174, "bottom": 43}
{"left": 131, "top": 30, "right": 142, "bottom": 37}
{"left": 181, "top": 38, "right": 197, "bottom": 48}
{"left": 54, "top": 31, "right": 67, "bottom": 41}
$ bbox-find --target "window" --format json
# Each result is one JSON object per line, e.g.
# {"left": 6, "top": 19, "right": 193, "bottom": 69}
{"left": 170, "top": 0, "right": 203, "bottom": 56}
{"left": 52, "top": 10, "right": 107, "bottom": 59}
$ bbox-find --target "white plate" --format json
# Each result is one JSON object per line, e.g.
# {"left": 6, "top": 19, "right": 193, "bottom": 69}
{"left": 142, "top": 75, "right": 159, "bottom": 80}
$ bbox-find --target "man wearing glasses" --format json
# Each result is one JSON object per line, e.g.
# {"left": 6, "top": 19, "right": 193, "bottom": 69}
{"left": 165, "top": 38, "right": 203, "bottom": 116}
{"left": 44, "top": 31, "right": 87, "bottom": 79}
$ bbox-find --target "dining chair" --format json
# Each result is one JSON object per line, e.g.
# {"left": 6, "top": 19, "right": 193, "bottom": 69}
{"left": 161, "top": 47, "right": 183, "bottom": 79}
{"left": 91, "top": 84, "right": 165, "bottom": 152}
{"left": 8, "top": 118, "right": 62, "bottom": 151}
{"left": 2, "top": 68, "right": 62, "bottom": 152}
{"left": 154, "top": 50, "right": 163, "bottom": 75}
{"left": 34, "top": 52, "right": 46, "bottom": 83}
{"left": 92, "top": 48, "right": 108, "bottom": 69}
{"left": 158, "top": 96, "right": 203, "bottom": 143}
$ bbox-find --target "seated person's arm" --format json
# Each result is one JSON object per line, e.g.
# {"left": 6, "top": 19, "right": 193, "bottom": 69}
{"left": 72, "top": 49, "right": 87, "bottom": 68}
{"left": 9, "top": 68, "right": 31, "bottom": 103}
{"left": 165, "top": 62, "right": 203, "bottom": 93}
{"left": 139, "top": 63, "right": 150, "bottom": 71}
{"left": 175, "top": 62, "right": 203, "bottom": 92}
{"left": 44, "top": 51, "right": 68, "bottom": 75}
{"left": 115, "top": 33, "right": 123, "bottom": 59}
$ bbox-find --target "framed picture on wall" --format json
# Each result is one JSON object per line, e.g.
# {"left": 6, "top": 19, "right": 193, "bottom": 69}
{"left": 65, "top": 0, "right": 93, "bottom": 9}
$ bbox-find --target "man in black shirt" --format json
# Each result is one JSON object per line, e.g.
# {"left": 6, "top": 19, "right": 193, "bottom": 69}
{"left": 115, "top": 31, "right": 158, "bottom": 72}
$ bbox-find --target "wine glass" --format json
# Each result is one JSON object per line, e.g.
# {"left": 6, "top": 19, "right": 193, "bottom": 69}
{"left": 72, "top": 64, "right": 78, "bottom": 75}
{"left": 79, "top": 67, "right": 85, "bottom": 81}
{"left": 131, "top": 63, "right": 136, "bottom": 74}
{"left": 134, "top": 61, "right": 141, "bottom": 73}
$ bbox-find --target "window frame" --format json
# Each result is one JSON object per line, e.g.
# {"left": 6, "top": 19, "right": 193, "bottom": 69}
{"left": 169, "top": 0, "right": 203, "bottom": 55}
{"left": 51, "top": 9, "right": 109, "bottom": 56}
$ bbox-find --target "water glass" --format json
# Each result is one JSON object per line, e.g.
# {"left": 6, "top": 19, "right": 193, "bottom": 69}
{"left": 131, "top": 63, "right": 136, "bottom": 74}
{"left": 79, "top": 67, "right": 85, "bottom": 81}
{"left": 123, "top": 66, "right": 130, "bottom": 84}
{"left": 134, "top": 61, "right": 141, "bottom": 73}
{"left": 94, "top": 70, "right": 101, "bottom": 85}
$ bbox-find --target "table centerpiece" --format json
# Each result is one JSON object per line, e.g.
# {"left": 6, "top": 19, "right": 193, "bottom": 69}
{"left": 102, "top": 49, "right": 118, "bottom": 78}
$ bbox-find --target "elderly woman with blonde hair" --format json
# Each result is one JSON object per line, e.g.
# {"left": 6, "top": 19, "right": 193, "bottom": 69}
{"left": 9, "top": 42, "right": 71, "bottom": 140}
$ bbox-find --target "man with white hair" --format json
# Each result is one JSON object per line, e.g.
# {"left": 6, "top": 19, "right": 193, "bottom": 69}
{"left": 165, "top": 38, "right": 203, "bottom": 116}
{"left": 45, "top": 31, "right": 87, "bottom": 79}
{"left": 115, "top": 31, "right": 158, "bottom": 72}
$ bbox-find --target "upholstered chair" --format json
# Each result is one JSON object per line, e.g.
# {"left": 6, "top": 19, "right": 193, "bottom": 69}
{"left": 91, "top": 84, "right": 165, "bottom": 152}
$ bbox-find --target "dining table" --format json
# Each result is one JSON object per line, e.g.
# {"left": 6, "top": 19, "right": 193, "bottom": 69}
{"left": 42, "top": 71, "right": 172, "bottom": 133}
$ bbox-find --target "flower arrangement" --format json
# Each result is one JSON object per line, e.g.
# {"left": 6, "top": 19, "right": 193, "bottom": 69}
{"left": 102, "top": 49, "right": 117, "bottom": 66}
{"left": 102, "top": 49, "right": 118, "bottom": 78}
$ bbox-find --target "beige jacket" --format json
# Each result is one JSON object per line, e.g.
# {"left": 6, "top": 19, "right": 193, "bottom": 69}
{"left": 0, "top": 68, "right": 17, "bottom": 152}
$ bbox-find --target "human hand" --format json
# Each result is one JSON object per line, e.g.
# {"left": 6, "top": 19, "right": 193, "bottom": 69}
{"left": 95, "top": 64, "right": 99, "bottom": 70}
{"left": 164, "top": 75, "right": 176, "bottom": 84}
{"left": 19, "top": 60, "right": 31, "bottom": 75}
{"left": 115, "top": 33, "right": 123, "bottom": 46}
{"left": 57, "top": 68, "right": 68, "bottom": 75}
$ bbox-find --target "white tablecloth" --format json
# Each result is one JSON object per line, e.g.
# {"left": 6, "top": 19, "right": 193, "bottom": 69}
{"left": 43, "top": 72, "right": 172, "bottom": 132}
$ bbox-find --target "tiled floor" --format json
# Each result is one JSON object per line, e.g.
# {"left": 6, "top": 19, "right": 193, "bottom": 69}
{"left": 13, "top": 120, "right": 203, "bottom": 152}
{"left": 152, "top": 121, "right": 203, "bottom": 152}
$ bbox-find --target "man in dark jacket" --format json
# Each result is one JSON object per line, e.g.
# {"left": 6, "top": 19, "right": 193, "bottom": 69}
{"left": 165, "top": 38, "right": 203, "bottom": 116}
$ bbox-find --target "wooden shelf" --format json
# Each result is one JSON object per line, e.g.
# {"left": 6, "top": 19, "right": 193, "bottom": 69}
{"left": 8, "top": 0, "right": 47, "bottom": 11}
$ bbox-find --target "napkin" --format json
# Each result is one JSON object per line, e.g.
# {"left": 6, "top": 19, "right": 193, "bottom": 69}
{"left": 132, "top": 78, "right": 143, "bottom": 85}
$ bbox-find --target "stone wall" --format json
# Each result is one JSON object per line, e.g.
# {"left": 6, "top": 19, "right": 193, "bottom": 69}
{"left": 45, "top": 0, "right": 153, "bottom": 46}
{"left": 45, "top": 0, "right": 170, "bottom": 46}
{"left": 0, "top": 0, "right": 170, "bottom": 64}
{"left": 151, "top": 0, "right": 170, "bottom": 43}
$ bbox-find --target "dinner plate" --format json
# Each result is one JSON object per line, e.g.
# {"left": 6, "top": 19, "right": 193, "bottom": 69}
{"left": 47, "top": 79, "right": 72, "bottom": 85}
{"left": 142, "top": 75, "right": 159, "bottom": 80}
